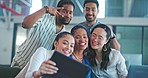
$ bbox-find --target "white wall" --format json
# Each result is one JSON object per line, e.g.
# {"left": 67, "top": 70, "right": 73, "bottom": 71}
{"left": 0, "top": 22, "right": 14, "bottom": 65}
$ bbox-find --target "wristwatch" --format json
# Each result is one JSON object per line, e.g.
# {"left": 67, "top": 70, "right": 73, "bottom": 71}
{"left": 44, "top": 6, "right": 49, "bottom": 13}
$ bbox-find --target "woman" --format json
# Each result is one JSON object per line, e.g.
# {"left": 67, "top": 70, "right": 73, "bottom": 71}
{"left": 87, "top": 24, "right": 128, "bottom": 78}
{"left": 70, "top": 26, "right": 91, "bottom": 78}
{"left": 25, "top": 32, "right": 75, "bottom": 78}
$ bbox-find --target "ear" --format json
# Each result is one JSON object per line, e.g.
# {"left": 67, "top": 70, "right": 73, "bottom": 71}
{"left": 54, "top": 41, "right": 58, "bottom": 49}
{"left": 97, "top": 9, "right": 99, "bottom": 14}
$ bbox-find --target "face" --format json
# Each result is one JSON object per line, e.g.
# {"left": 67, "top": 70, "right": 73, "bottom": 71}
{"left": 73, "top": 28, "right": 88, "bottom": 51}
{"left": 83, "top": 2, "right": 99, "bottom": 22}
{"left": 90, "top": 28, "right": 107, "bottom": 50}
{"left": 54, "top": 35, "right": 75, "bottom": 56}
{"left": 58, "top": 4, "right": 74, "bottom": 25}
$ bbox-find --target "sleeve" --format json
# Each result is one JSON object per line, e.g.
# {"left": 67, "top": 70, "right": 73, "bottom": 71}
{"left": 32, "top": 15, "right": 44, "bottom": 28}
{"left": 32, "top": 14, "right": 53, "bottom": 28}
{"left": 25, "top": 47, "right": 48, "bottom": 78}
{"left": 116, "top": 52, "right": 128, "bottom": 77}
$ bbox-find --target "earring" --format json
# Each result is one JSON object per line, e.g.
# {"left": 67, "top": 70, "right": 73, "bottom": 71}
{"left": 103, "top": 45, "right": 107, "bottom": 51}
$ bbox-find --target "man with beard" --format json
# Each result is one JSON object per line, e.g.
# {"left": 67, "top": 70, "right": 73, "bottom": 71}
{"left": 77, "top": 0, "right": 120, "bottom": 50}
{"left": 11, "top": 0, "right": 75, "bottom": 69}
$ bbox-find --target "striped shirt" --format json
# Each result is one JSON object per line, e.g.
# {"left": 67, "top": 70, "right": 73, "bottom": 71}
{"left": 11, "top": 14, "right": 66, "bottom": 69}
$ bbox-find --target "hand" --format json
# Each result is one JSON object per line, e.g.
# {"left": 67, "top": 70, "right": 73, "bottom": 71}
{"left": 33, "top": 59, "right": 59, "bottom": 77}
{"left": 108, "top": 26, "right": 114, "bottom": 38}
{"left": 48, "top": 7, "right": 64, "bottom": 16}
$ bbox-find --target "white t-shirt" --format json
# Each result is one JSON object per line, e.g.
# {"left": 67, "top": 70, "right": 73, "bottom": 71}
{"left": 25, "top": 47, "right": 54, "bottom": 78}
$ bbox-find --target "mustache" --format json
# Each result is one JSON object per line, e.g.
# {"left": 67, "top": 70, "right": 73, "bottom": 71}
{"left": 86, "top": 14, "right": 93, "bottom": 16}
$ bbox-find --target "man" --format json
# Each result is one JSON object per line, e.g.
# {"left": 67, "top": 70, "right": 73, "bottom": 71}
{"left": 78, "top": 0, "right": 120, "bottom": 50}
{"left": 11, "top": 0, "right": 75, "bottom": 69}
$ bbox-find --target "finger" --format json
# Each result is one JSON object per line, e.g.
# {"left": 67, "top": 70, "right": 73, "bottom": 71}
{"left": 56, "top": 7, "right": 64, "bottom": 10}
{"left": 40, "top": 69, "right": 55, "bottom": 75}
{"left": 47, "top": 59, "right": 56, "bottom": 66}
{"left": 42, "top": 60, "right": 59, "bottom": 71}
{"left": 39, "top": 65, "right": 58, "bottom": 75}
{"left": 56, "top": 11, "right": 62, "bottom": 16}
{"left": 46, "top": 63, "right": 59, "bottom": 71}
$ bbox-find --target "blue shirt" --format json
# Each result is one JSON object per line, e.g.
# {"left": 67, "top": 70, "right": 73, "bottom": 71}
{"left": 69, "top": 55, "right": 91, "bottom": 78}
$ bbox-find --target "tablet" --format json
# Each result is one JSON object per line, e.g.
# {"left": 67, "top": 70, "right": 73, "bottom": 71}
{"left": 42, "top": 51, "right": 90, "bottom": 78}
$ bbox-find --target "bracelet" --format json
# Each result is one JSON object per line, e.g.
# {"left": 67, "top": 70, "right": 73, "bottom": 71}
{"left": 44, "top": 6, "right": 49, "bottom": 13}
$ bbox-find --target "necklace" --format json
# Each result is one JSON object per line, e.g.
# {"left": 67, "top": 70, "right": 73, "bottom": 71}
{"left": 72, "top": 53, "right": 83, "bottom": 62}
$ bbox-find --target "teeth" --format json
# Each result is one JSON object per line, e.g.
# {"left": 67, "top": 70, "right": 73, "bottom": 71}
{"left": 64, "top": 50, "right": 70, "bottom": 54}
{"left": 80, "top": 43, "right": 85, "bottom": 46}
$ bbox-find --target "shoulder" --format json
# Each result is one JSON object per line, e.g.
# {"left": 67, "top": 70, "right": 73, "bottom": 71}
{"left": 77, "top": 21, "right": 87, "bottom": 26}
{"left": 33, "top": 47, "right": 48, "bottom": 57}
{"left": 110, "top": 49, "right": 125, "bottom": 61}
{"left": 110, "top": 49, "right": 120, "bottom": 54}
{"left": 36, "top": 47, "right": 47, "bottom": 52}
{"left": 39, "top": 14, "right": 55, "bottom": 23}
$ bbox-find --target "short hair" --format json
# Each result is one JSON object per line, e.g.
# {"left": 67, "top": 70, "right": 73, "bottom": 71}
{"left": 83, "top": 0, "right": 99, "bottom": 8}
{"left": 57, "top": 0, "right": 75, "bottom": 9}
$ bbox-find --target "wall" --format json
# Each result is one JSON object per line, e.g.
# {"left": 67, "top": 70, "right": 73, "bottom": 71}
{"left": 116, "top": 26, "right": 148, "bottom": 65}
{"left": 0, "top": 22, "right": 14, "bottom": 65}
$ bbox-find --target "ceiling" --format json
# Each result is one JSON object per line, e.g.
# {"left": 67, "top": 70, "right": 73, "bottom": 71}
{"left": 0, "top": 0, "right": 148, "bottom": 22}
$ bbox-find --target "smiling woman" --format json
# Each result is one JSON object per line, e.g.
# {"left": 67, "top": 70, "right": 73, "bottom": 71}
{"left": 30, "top": 0, "right": 42, "bottom": 14}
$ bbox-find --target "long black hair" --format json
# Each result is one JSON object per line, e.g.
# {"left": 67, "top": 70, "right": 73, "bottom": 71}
{"left": 87, "top": 24, "right": 112, "bottom": 70}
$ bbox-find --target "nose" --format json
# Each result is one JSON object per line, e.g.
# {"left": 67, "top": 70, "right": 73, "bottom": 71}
{"left": 66, "top": 12, "right": 72, "bottom": 18}
{"left": 94, "top": 37, "right": 98, "bottom": 42}
{"left": 88, "top": 10, "right": 93, "bottom": 14}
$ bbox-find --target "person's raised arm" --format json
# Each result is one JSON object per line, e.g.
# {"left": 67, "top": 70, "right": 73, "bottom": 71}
{"left": 109, "top": 26, "right": 121, "bottom": 50}
{"left": 22, "top": 6, "right": 63, "bottom": 29}
{"left": 33, "top": 60, "right": 58, "bottom": 78}
{"left": 22, "top": 7, "right": 47, "bottom": 29}
{"left": 110, "top": 36, "right": 121, "bottom": 51}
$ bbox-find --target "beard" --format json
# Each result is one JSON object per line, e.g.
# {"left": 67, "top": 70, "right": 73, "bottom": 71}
{"left": 58, "top": 15, "right": 71, "bottom": 25}
{"left": 85, "top": 14, "right": 96, "bottom": 22}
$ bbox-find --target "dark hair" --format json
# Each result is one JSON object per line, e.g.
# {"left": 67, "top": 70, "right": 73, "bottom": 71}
{"left": 70, "top": 25, "right": 89, "bottom": 56}
{"left": 52, "top": 31, "right": 73, "bottom": 49}
{"left": 57, "top": 0, "right": 75, "bottom": 9}
{"left": 87, "top": 24, "right": 112, "bottom": 70}
{"left": 71, "top": 25, "right": 89, "bottom": 38}
{"left": 83, "top": 0, "right": 99, "bottom": 8}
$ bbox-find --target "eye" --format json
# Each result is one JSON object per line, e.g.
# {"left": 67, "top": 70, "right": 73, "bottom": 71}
{"left": 70, "top": 44, "right": 74, "bottom": 48}
{"left": 92, "top": 34, "right": 96, "bottom": 37}
{"left": 63, "top": 41, "right": 68, "bottom": 45}
{"left": 62, "top": 10, "right": 66, "bottom": 13}
{"left": 85, "top": 7, "right": 90, "bottom": 11}
{"left": 92, "top": 8, "right": 96, "bottom": 11}
{"left": 83, "top": 35, "right": 88, "bottom": 38}
{"left": 69, "top": 11, "right": 72, "bottom": 15}
{"left": 75, "top": 35, "right": 81, "bottom": 39}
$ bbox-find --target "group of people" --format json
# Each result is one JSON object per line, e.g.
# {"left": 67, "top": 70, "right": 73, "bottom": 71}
{"left": 11, "top": 0, "right": 128, "bottom": 78}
